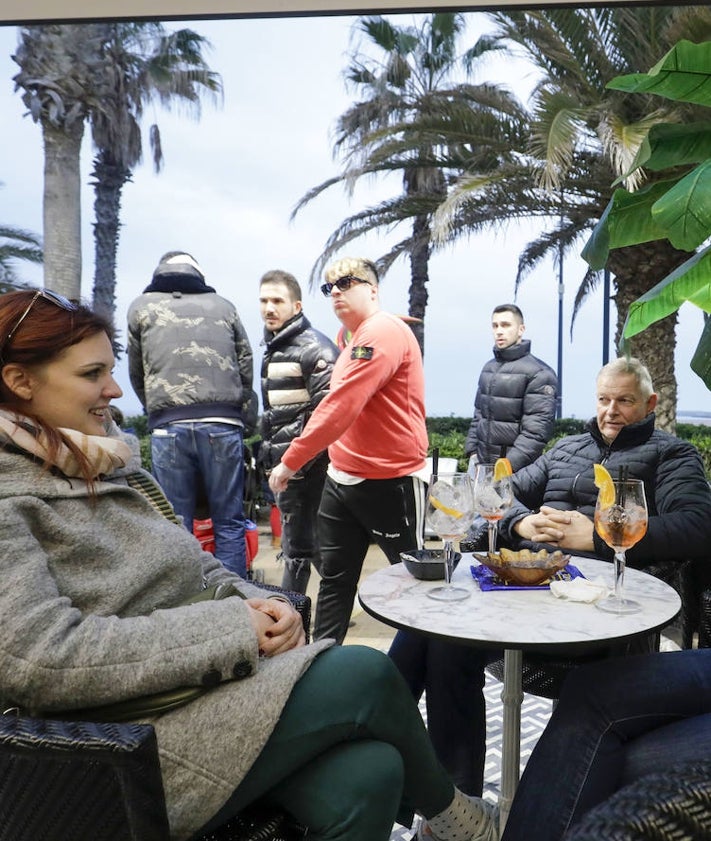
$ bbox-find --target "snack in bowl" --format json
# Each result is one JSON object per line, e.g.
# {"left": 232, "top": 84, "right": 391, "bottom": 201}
{"left": 472, "top": 547, "right": 570, "bottom": 586}
{"left": 400, "top": 548, "right": 462, "bottom": 581}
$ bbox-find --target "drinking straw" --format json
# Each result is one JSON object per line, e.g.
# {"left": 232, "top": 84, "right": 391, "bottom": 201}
{"left": 432, "top": 446, "right": 439, "bottom": 479}
{"left": 618, "top": 465, "right": 628, "bottom": 505}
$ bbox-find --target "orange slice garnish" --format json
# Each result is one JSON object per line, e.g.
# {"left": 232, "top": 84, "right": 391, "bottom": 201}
{"left": 593, "top": 464, "right": 615, "bottom": 509}
{"left": 494, "top": 457, "right": 513, "bottom": 481}
{"left": 430, "top": 496, "right": 464, "bottom": 519}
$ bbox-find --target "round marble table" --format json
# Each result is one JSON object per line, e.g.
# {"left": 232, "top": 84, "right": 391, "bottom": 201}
{"left": 358, "top": 555, "right": 681, "bottom": 836}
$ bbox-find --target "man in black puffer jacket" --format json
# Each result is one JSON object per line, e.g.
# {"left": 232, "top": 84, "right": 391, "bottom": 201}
{"left": 500, "top": 356, "right": 711, "bottom": 565}
{"left": 258, "top": 270, "right": 339, "bottom": 593}
{"left": 465, "top": 304, "right": 558, "bottom": 470}
{"left": 390, "top": 356, "right": 711, "bottom": 801}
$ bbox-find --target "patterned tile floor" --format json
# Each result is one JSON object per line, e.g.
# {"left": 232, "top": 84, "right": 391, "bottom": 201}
{"left": 388, "top": 674, "right": 553, "bottom": 840}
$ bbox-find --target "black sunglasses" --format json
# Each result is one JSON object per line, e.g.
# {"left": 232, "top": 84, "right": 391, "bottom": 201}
{"left": 320, "top": 275, "right": 372, "bottom": 297}
{"left": 1, "top": 289, "right": 78, "bottom": 360}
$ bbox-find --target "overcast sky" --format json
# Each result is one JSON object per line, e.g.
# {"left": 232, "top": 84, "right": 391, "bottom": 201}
{"left": 1, "top": 12, "right": 708, "bottom": 421}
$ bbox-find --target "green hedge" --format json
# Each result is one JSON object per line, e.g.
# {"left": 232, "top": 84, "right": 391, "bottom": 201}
{"left": 677, "top": 423, "right": 711, "bottom": 477}
{"left": 426, "top": 417, "right": 587, "bottom": 472}
{"left": 124, "top": 414, "right": 711, "bottom": 478}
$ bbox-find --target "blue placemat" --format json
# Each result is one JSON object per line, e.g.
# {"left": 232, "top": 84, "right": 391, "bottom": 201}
{"left": 470, "top": 563, "right": 584, "bottom": 591}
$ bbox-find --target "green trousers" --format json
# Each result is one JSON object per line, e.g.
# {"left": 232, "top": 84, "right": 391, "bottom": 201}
{"left": 196, "top": 645, "right": 455, "bottom": 841}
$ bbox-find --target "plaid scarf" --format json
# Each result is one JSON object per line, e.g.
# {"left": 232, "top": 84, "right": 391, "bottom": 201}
{"left": 0, "top": 410, "right": 132, "bottom": 479}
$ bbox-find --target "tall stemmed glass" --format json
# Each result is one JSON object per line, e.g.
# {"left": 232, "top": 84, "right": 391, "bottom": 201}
{"left": 472, "top": 464, "right": 514, "bottom": 553}
{"left": 594, "top": 478, "right": 648, "bottom": 614}
{"left": 425, "top": 472, "right": 477, "bottom": 601}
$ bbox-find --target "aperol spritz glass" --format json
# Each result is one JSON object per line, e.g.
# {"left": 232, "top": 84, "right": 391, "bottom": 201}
{"left": 594, "top": 478, "right": 648, "bottom": 614}
{"left": 472, "top": 463, "right": 514, "bottom": 554}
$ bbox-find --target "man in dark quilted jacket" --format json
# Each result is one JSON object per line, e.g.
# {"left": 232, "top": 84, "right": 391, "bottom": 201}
{"left": 465, "top": 304, "right": 558, "bottom": 471}
{"left": 500, "top": 356, "right": 711, "bottom": 564}
{"left": 391, "top": 356, "right": 711, "bottom": 801}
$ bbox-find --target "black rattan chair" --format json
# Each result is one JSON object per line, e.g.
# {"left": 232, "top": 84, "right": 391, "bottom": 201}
{"left": 0, "top": 715, "right": 168, "bottom": 841}
{"left": 679, "top": 556, "right": 711, "bottom": 649}
{"left": 563, "top": 759, "right": 711, "bottom": 840}
{"left": 0, "top": 714, "right": 306, "bottom": 841}
{"left": 700, "top": 588, "right": 711, "bottom": 649}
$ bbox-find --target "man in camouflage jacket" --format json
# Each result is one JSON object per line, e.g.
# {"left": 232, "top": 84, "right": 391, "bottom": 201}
{"left": 128, "top": 251, "right": 254, "bottom": 576}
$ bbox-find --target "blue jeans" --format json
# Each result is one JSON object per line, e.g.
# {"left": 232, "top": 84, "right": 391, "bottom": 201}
{"left": 151, "top": 421, "right": 247, "bottom": 576}
{"left": 503, "top": 649, "right": 711, "bottom": 841}
{"left": 276, "top": 454, "right": 328, "bottom": 594}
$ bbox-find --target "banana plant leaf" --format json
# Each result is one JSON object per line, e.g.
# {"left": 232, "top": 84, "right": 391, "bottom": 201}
{"left": 607, "top": 40, "right": 711, "bottom": 107}
{"left": 691, "top": 316, "right": 711, "bottom": 390}
{"left": 604, "top": 38, "right": 711, "bottom": 390}
{"left": 581, "top": 179, "right": 678, "bottom": 270}
{"left": 651, "top": 159, "right": 711, "bottom": 251}
{"left": 623, "top": 121, "right": 711, "bottom": 175}
{"left": 620, "top": 243, "right": 711, "bottom": 355}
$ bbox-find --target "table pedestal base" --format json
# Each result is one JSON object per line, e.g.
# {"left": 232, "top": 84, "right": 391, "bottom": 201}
{"left": 499, "top": 649, "right": 523, "bottom": 837}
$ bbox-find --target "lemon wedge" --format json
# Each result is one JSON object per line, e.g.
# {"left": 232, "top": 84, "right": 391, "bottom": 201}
{"left": 593, "top": 463, "right": 615, "bottom": 509}
{"left": 430, "top": 495, "right": 464, "bottom": 519}
{"left": 494, "top": 457, "right": 513, "bottom": 481}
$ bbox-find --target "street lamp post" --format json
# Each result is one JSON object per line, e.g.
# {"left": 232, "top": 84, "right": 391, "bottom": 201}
{"left": 556, "top": 238, "right": 564, "bottom": 420}
{"left": 602, "top": 268, "right": 611, "bottom": 365}
{"left": 555, "top": 191, "right": 565, "bottom": 420}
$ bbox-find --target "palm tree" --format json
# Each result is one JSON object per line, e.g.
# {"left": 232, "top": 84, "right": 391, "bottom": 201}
{"left": 89, "top": 23, "right": 222, "bottom": 321}
{"left": 292, "top": 13, "right": 520, "bottom": 355}
{"left": 12, "top": 23, "right": 109, "bottom": 299}
{"left": 12, "top": 23, "right": 221, "bottom": 313}
{"left": 431, "top": 5, "right": 711, "bottom": 429}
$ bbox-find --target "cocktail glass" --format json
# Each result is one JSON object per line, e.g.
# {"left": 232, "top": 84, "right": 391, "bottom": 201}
{"left": 472, "top": 463, "right": 514, "bottom": 554}
{"left": 425, "top": 472, "right": 476, "bottom": 601}
{"left": 594, "top": 478, "right": 648, "bottom": 614}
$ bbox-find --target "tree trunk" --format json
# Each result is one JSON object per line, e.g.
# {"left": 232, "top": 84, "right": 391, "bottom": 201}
{"left": 607, "top": 241, "right": 691, "bottom": 433}
{"left": 408, "top": 213, "right": 431, "bottom": 357}
{"left": 42, "top": 122, "right": 84, "bottom": 300}
{"left": 91, "top": 151, "right": 130, "bottom": 327}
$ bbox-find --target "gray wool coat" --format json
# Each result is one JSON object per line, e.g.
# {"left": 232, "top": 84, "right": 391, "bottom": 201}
{"left": 0, "top": 437, "right": 332, "bottom": 840}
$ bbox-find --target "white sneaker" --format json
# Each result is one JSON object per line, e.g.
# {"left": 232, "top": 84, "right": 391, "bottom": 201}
{"left": 415, "top": 798, "right": 499, "bottom": 841}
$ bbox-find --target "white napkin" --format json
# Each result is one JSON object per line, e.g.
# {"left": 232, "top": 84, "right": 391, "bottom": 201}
{"left": 549, "top": 576, "right": 610, "bottom": 603}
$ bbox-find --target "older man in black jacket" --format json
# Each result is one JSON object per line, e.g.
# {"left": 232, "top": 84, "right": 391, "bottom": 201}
{"left": 390, "top": 356, "right": 711, "bottom": 800}
{"left": 500, "top": 356, "right": 711, "bottom": 565}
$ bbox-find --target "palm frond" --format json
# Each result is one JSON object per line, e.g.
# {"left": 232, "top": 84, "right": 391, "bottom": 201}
{"left": 570, "top": 266, "right": 603, "bottom": 335}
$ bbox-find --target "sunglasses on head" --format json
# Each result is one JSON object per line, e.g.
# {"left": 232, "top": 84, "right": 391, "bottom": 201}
{"left": 1, "top": 288, "right": 78, "bottom": 360}
{"left": 320, "top": 275, "right": 373, "bottom": 297}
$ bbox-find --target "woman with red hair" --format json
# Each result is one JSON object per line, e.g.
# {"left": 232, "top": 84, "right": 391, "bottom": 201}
{"left": 0, "top": 288, "right": 496, "bottom": 841}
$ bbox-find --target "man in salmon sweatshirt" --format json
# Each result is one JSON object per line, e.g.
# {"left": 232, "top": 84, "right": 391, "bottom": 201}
{"left": 269, "top": 256, "right": 428, "bottom": 644}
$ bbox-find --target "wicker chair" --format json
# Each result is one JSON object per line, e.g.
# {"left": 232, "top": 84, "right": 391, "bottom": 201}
{"left": 0, "top": 715, "right": 306, "bottom": 841}
{"left": 700, "top": 589, "right": 711, "bottom": 649}
{"left": 680, "top": 556, "right": 711, "bottom": 649}
{"left": 0, "top": 587, "right": 310, "bottom": 841}
{"left": 563, "top": 759, "right": 711, "bottom": 840}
